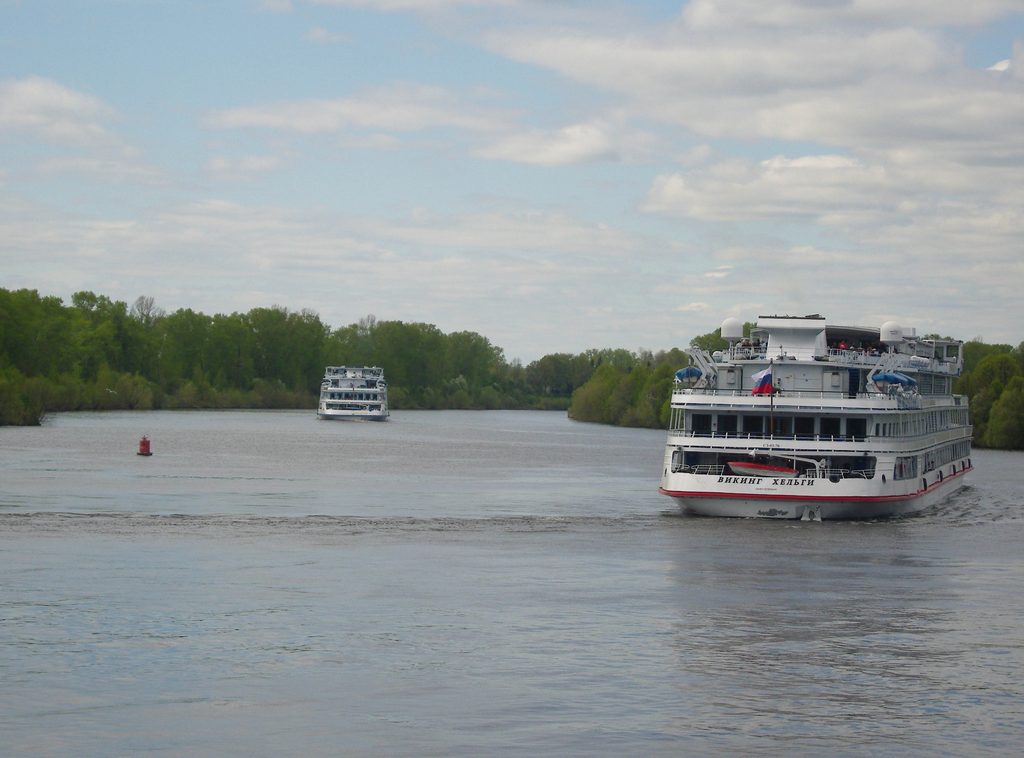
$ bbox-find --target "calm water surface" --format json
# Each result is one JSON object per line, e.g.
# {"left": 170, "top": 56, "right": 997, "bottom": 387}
{"left": 1, "top": 410, "right": 1022, "bottom": 756}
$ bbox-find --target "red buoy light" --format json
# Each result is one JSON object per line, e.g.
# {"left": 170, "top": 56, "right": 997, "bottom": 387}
{"left": 137, "top": 436, "right": 152, "bottom": 456}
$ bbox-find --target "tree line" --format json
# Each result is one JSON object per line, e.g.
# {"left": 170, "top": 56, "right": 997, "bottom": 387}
{"left": 0, "top": 288, "right": 619, "bottom": 424}
{"left": 2, "top": 288, "right": 1020, "bottom": 448}
{"left": 565, "top": 323, "right": 1024, "bottom": 449}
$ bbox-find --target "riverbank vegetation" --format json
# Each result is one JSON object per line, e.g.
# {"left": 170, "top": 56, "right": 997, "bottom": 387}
{"left": 1, "top": 288, "right": 1020, "bottom": 448}
{"left": 0, "top": 288, "right": 611, "bottom": 424}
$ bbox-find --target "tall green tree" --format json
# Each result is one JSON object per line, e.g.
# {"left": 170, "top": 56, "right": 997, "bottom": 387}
{"left": 984, "top": 376, "right": 1024, "bottom": 449}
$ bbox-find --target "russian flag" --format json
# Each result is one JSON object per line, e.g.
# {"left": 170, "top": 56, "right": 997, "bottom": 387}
{"left": 751, "top": 367, "right": 773, "bottom": 395}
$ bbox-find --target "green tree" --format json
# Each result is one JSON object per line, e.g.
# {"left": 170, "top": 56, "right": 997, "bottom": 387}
{"left": 205, "top": 312, "right": 256, "bottom": 390}
{"left": 447, "top": 330, "right": 504, "bottom": 397}
{"left": 372, "top": 321, "right": 447, "bottom": 402}
{"left": 157, "top": 308, "right": 211, "bottom": 391}
{"left": 526, "top": 353, "right": 577, "bottom": 396}
{"left": 966, "top": 353, "right": 1020, "bottom": 442}
{"left": 568, "top": 363, "right": 625, "bottom": 424}
{"left": 983, "top": 376, "right": 1024, "bottom": 449}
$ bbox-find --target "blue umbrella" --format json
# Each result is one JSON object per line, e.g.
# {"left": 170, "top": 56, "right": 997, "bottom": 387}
{"left": 674, "top": 367, "right": 702, "bottom": 382}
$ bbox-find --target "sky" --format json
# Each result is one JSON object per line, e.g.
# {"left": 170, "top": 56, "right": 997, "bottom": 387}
{"left": 2, "top": 0, "right": 1023, "bottom": 362}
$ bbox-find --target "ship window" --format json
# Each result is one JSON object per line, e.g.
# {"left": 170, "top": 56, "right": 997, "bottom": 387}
{"left": 821, "top": 417, "right": 841, "bottom": 438}
{"left": 894, "top": 455, "right": 918, "bottom": 480}
{"left": 794, "top": 417, "right": 815, "bottom": 438}
{"left": 847, "top": 418, "right": 867, "bottom": 440}
{"left": 691, "top": 414, "right": 712, "bottom": 434}
{"left": 717, "top": 415, "right": 737, "bottom": 435}
{"left": 742, "top": 415, "right": 764, "bottom": 435}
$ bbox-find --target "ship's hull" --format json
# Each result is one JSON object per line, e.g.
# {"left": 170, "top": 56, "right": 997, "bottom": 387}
{"left": 660, "top": 465, "right": 970, "bottom": 520}
{"left": 317, "top": 409, "right": 388, "bottom": 421}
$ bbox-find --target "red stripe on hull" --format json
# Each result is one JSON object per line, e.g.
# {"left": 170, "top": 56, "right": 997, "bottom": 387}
{"left": 660, "top": 464, "right": 971, "bottom": 504}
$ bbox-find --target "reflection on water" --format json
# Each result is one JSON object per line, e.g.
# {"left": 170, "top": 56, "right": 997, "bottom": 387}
{"left": 662, "top": 520, "right": 1024, "bottom": 754}
{"left": 1, "top": 411, "right": 1022, "bottom": 755}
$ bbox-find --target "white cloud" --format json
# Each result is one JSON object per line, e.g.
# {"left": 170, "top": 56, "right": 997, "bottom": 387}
{"left": 703, "top": 266, "right": 733, "bottom": 279}
{"left": 310, "top": 0, "right": 517, "bottom": 10}
{"left": 483, "top": 9, "right": 1024, "bottom": 163}
{"left": 205, "top": 83, "right": 506, "bottom": 134}
{"left": 376, "top": 206, "right": 639, "bottom": 256}
{"left": 306, "top": 26, "right": 348, "bottom": 44}
{"left": 682, "top": 0, "right": 1022, "bottom": 29}
{"left": 36, "top": 155, "right": 162, "bottom": 183}
{"left": 337, "top": 133, "right": 401, "bottom": 150}
{"left": 476, "top": 121, "right": 616, "bottom": 165}
{"left": 0, "top": 76, "right": 114, "bottom": 144}
{"left": 206, "top": 154, "right": 286, "bottom": 175}
{"left": 260, "top": 0, "right": 294, "bottom": 12}
{"left": 642, "top": 154, "right": 893, "bottom": 223}
{"left": 487, "top": 26, "right": 948, "bottom": 101}
{"left": 0, "top": 77, "right": 159, "bottom": 185}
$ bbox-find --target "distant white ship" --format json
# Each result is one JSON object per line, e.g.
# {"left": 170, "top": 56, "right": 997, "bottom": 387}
{"left": 317, "top": 366, "right": 389, "bottom": 421}
{"left": 659, "top": 314, "right": 972, "bottom": 520}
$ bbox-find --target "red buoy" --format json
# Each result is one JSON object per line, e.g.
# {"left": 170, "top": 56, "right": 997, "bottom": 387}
{"left": 137, "top": 436, "right": 152, "bottom": 456}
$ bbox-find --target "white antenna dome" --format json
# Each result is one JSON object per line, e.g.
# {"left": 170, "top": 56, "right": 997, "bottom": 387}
{"left": 720, "top": 317, "right": 743, "bottom": 341}
{"left": 880, "top": 321, "right": 903, "bottom": 345}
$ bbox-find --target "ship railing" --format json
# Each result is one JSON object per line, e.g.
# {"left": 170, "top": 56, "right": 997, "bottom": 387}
{"left": 726, "top": 346, "right": 768, "bottom": 360}
{"left": 672, "top": 464, "right": 726, "bottom": 475}
{"left": 671, "top": 387, "right": 923, "bottom": 409}
{"left": 674, "top": 387, "right": 896, "bottom": 400}
{"left": 672, "top": 463, "right": 875, "bottom": 479}
{"left": 790, "top": 467, "right": 875, "bottom": 480}
{"left": 810, "top": 468, "right": 876, "bottom": 480}
{"left": 826, "top": 348, "right": 882, "bottom": 365}
{"left": 825, "top": 349, "right": 960, "bottom": 375}
{"left": 714, "top": 347, "right": 959, "bottom": 375}
{"left": 668, "top": 430, "right": 867, "bottom": 443}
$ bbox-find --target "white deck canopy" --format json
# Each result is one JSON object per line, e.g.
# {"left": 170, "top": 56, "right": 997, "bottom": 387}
{"left": 754, "top": 315, "right": 827, "bottom": 360}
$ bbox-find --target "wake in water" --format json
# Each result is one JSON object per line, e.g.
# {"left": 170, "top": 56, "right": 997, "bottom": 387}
{"left": 2, "top": 486, "right": 1018, "bottom": 540}
{"left": 0, "top": 511, "right": 665, "bottom": 537}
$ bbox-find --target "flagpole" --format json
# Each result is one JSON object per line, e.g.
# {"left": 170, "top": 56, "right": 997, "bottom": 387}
{"left": 768, "top": 358, "right": 774, "bottom": 437}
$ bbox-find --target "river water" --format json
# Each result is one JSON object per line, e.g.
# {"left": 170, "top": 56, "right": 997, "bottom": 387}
{"left": 1, "top": 410, "right": 1021, "bottom": 756}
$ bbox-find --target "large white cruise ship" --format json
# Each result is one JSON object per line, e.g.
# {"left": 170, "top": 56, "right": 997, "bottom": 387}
{"left": 659, "top": 314, "right": 972, "bottom": 520}
{"left": 317, "top": 366, "right": 389, "bottom": 421}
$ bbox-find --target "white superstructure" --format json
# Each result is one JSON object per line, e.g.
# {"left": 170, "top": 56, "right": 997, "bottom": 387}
{"left": 317, "top": 366, "right": 389, "bottom": 421}
{"left": 659, "top": 315, "right": 972, "bottom": 520}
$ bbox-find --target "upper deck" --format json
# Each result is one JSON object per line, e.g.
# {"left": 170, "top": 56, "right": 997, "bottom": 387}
{"left": 721, "top": 342, "right": 962, "bottom": 376}
{"left": 676, "top": 314, "right": 964, "bottom": 407}
{"left": 321, "top": 366, "right": 387, "bottom": 391}
{"left": 323, "top": 366, "right": 385, "bottom": 380}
